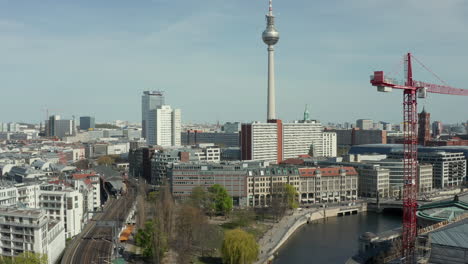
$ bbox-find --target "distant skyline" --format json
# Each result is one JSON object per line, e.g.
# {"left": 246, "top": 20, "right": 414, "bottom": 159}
{"left": 1, "top": 0, "right": 468, "bottom": 124}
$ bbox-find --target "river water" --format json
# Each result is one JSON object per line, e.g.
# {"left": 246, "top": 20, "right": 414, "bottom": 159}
{"left": 273, "top": 212, "right": 402, "bottom": 264}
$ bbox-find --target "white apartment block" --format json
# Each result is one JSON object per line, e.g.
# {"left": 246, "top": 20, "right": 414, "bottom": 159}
{"left": 0, "top": 185, "right": 17, "bottom": 206}
{"left": 249, "top": 122, "right": 278, "bottom": 162}
{"left": 283, "top": 122, "right": 324, "bottom": 159}
{"left": 242, "top": 121, "right": 326, "bottom": 163}
{"left": 0, "top": 207, "right": 65, "bottom": 264}
{"left": 39, "top": 184, "right": 84, "bottom": 238}
{"left": 147, "top": 105, "right": 181, "bottom": 147}
{"left": 322, "top": 132, "right": 337, "bottom": 157}
{"left": 16, "top": 183, "right": 40, "bottom": 208}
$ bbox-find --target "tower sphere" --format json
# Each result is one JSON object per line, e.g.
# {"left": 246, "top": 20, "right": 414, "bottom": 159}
{"left": 262, "top": 26, "right": 279, "bottom": 46}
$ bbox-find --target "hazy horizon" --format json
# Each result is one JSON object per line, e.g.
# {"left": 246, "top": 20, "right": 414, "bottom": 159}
{"left": 1, "top": 0, "right": 468, "bottom": 124}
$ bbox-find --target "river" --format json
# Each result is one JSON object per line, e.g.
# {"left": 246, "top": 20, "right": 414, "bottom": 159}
{"left": 273, "top": 212, "right": 402, "bottom": 264}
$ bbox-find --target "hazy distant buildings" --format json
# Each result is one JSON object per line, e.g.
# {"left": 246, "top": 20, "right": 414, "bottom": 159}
{"left": 142, "top": 91, "right": 165, "bottom": 139}
{"left": 46, "top": 115, "right": 74, "bottom": 138}
{"left": 432, "top": 121, "right": 443, "bottom": 138}
{"left": 79, "top": 116, "right": 95, "bottom": 130}
{"left": 332, "top": 129, "right": 387, "bottom": 147}
{"left": 147, "top": 105, "right": 181, "bottom": 147}
{"left": 222, "top": 122, "right": 241, "bottom": 133}
{"left": 0, "top": 123, "right": 20, "bottom": 132}
{"left": 356, "top": 119, "right": 373, "bottom": 130}
{"left": 182, "top": 131, "right": 239, "bottom": 147}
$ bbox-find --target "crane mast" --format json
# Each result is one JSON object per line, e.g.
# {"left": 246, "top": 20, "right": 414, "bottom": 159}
{"left": 370, "top": 53, "right": 468, "bottom": 263}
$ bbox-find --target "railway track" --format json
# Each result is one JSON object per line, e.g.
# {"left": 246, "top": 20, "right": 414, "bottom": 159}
{"left": 62, "top": 182, "right": 136, "bottom": 264}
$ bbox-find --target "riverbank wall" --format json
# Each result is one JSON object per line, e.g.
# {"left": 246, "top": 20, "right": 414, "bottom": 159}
{"left": 258, "top": 203, "right": 368, "bottom": 264}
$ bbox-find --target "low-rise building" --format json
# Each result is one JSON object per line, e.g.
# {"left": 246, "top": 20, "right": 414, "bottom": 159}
{"left": 356, "top": 164, "right": 391, "bottom": 199}
{"left": 298, "top": 167, "right": 358, "bottom": 203}
{"left": 169, "top": 162, "right": 250, "bottom": 206}
{"left": 389, "top": 151, "right": 466, "bottom": 188}
{"left": 246, "top": 166, "right": 300, "bottom": 207}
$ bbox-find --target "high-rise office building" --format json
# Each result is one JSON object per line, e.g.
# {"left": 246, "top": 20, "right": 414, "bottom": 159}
{"left": 418, "top": 107, "right": 431, "bottom": 146}
{"left": 142, "top": 91, "right": 165, "bottom": 139}
{"left": 79, "top": 116, "right": 95, "bottom": 130}
{"left": 46, "top": 115, "right": 74, "bottom": 138}
{"left": 147, "top": 105, "right": 181, "bottom": 147}
{"left": 356, "top": 119, "right": 373, "bottom": 130}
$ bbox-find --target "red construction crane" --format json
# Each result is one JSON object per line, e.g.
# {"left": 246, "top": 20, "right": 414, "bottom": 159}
{"left": 370, "top": 53, "right": 468, "bottom": 263}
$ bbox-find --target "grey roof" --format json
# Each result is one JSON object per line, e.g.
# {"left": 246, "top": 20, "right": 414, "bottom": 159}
{"left": 94, "top": 165, "right": 121, "bottom": 178}
{"left": 430, "top": 219, "right": 468, "bottom": 248}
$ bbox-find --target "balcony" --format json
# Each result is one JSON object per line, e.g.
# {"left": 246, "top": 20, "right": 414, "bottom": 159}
{"left": 0, "top": 221, "right": 40, "bottom": 228}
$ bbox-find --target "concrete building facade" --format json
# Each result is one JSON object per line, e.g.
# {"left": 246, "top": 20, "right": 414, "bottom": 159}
{"left": 298, "top": 167, "right": 358, "bottom": 204}
{"left": 388, "top": 151, "right": 467, "bottom": 188}
{"left": 356, "top": 119, "right": 373, "bottom": 130}
{"left": 141, "top": 91, "right": 165, "bottom": 139}
{"left": 79, "top": 116, "right": 95, "bottom": 130}
{"left": 147, "top": 105, "right": 181, "bottom": 147}
{"left": 241, "top": 121, "right": 326, "bottom": 163}
{"left": 0, "top": 207, "right": 65, "bottom": 264}
{"left": 356, "top": 164, "right": 391, "bottom": 198}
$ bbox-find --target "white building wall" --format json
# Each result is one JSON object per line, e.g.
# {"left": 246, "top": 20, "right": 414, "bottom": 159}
{"left": 17, "top": 183, "right": 40, "bottom": 208}
{"left": 39, "top": 187, "right": 84, "bottom": 239}
{"left": 0, "top": 186, "right": 18, "bottom": 206}
{"left": 322, "top": 132, "right": 337, "bottom": 157}
{"left": 251, "top": 123, "right": 278, "bottom": 161}
{"left": 172, "top": 109, "right": 181, "bottom": 146}
{"left": 46, "top": 221, "right": 65, "bottom": 264}
{"left": 283, "top": 122, "right": 323, "bottom": 159}
{"left": 147, "top": 105, "right": 182, "bottom": 147}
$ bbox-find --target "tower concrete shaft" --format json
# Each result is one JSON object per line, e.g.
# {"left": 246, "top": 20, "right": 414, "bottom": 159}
{"left": 267, "top": 46, "right": 276, "bottom": 120}
{"left": 262, "top": 0, "right": 279, "bottom": 121}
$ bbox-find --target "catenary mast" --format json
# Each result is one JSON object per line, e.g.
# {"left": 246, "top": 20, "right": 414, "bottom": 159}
{"left": 262, "top": 0, "right": 280, "bottom": 121}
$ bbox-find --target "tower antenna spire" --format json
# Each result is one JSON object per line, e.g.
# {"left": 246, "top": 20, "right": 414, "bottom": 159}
{"left": 269, "top": 0, "right": 273, "bottom": 15}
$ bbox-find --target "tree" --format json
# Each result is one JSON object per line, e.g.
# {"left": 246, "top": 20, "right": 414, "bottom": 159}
{"left": 2, "top": 252, "right": 49, "bottom": 264}
{"left": 222, "top": 229, "right": 259, "bottom": 264}
{"left": 97, "top": 155, "right": 115, "bottom": 166}
{"left": 135, "top": 220, "right": 167, "bottom": 259}
{"left": 189, "top": 186, "right": 213, "bottom": 211}
{"left": 208, "top": 184, "right": 233, "bottom": 216}
{"left": 175, "top": 205, "right": 206, "bottom": 263}
{"left": 284, "top": 183, "right": 299, "bottom": 209}
{"left": 135, "top": 220, "right": 155, "bottom": 257}
{"left": 73, "top": 159, "right": 91, "bottom": 170}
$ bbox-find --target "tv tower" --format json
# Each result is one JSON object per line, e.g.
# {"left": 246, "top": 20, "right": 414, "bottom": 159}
{"left": 262, "top": 0, "right": 280, "bottom": 121}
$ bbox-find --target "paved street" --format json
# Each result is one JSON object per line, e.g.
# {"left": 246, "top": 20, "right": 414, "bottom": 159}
{"left": 256, "top": 208, "right": 319, "bottom": 264}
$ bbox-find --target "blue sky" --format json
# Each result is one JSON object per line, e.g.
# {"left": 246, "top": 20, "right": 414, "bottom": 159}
{"left": 1, "top": 0, "right": 467, "bottom": 124}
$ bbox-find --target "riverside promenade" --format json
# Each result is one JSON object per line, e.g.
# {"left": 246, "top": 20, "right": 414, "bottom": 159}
{"left": 256, "top": 203, "right": 367, "bottom": 264}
